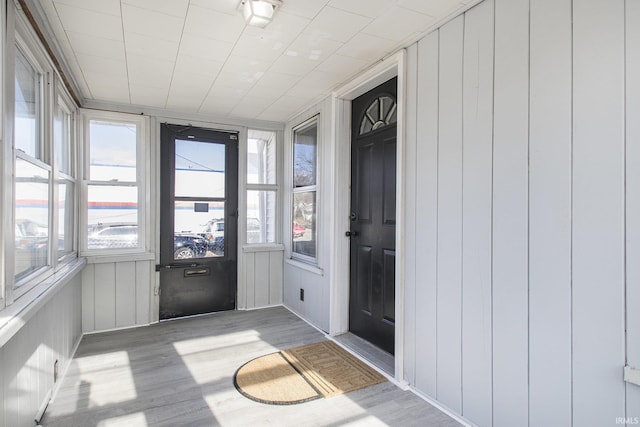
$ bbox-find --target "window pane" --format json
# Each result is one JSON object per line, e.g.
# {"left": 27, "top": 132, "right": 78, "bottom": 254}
{"left": 292, "top": 191, "right": 316, "bottom": 258}
{"left": 89, "top": 120, "right": 137, "bottom": 181}
{"left": 248, "top": 130, "right": 276, "bottom": 185}
{"left": 247, "top": 190, "right": 276, "bottom": 244}
{"left": 175, "top": 201, "right": 224, "bottom": 258}
{"left": 87, "top": 185, "right": 138, "bottom": 249}
{"left": 15, "top": 48, "right": 39, "bottom": 158}
{"left": 293, "top": 122, "right": 317, "bottom": 187}
{"left": 54, "top": 102, "right": 72, "bottom": 174}
{"left": 58, "top": 179, "right": 74, "bottom": 257}
{"left": 175, "top": 139, "right": 225, "bottom": 198}
{"left": 15, "top": 159, "right": 49, "bottom": 282}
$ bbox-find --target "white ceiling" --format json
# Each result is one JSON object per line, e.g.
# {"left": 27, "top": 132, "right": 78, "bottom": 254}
{"left": 37, "top": 0, "right": 474, "bottom": 123}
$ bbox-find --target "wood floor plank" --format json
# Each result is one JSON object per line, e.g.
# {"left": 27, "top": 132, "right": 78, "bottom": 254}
{"left": 43, "top": 307, "right": 461, "bottom": 427}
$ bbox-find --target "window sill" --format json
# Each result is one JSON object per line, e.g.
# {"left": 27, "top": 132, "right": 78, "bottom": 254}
{"left": 285, "top": 258, "right": 324, "bottom": 276}
{"left": 0, "top": 257, "right": 86, "bottom": 348}
{"left": 84, "top": 251, "right": 155, "bottom": 264}
{"left": 243, "top": 244, "right": 285, "bottom": 253}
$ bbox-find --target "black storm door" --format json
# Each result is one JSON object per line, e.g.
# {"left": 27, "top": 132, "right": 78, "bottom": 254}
{"left": 158, "top": 124, "right": 238, "bottom": 320}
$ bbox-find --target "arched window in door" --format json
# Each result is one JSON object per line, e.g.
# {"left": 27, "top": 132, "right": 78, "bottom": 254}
{"left": 359, "top": 95, "right": 397, "bottom": 135}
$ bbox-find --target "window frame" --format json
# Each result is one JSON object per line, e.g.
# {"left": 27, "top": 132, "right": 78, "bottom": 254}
{"left": 4, "top": 12, "right": 80, "bottom": 304}
{"left": 53, "top": 85, "right": 77, "bottom": 264}
{"left": 79, "top": 109, "right": 150, "bottom": 258}
{"left": 245, "top": 129, "right": 280, "bottom": 247}
{"left": 290, "top": 115, "right": 319, "bottom": 264}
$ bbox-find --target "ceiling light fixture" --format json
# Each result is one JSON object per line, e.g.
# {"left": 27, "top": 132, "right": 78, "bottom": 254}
{"left": 239, "top": 0, "right": 282, "bottom": 28}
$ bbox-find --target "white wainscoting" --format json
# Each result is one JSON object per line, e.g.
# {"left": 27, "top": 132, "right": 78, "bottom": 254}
{"left": 240, "top": 249, "right": 284, "bottom": 309}
{"left": 403, "top": 0, "right": 633, "bottom": 425}
{"left": 0, "top": 272, "right": 82, "bottom": 427}
{"left": 81, "top": 260, "right": 153, "bottom": 333}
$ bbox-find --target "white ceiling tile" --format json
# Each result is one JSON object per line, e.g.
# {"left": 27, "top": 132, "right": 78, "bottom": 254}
{"left": 122, "top": 4, "right": 184, "bottom": 43}
{"left": 303, "top": 6, "right": 372, "bottom": 43}
{"left": 336, "top": 33, "right": 397, "bottom": 61}
{"left": 214, "top": 70, "right": 263, "bottom": 88}
{"left": 256, "top": 94, "right": 315, "bottom": 121}
{"left": 54, "top": 3, "right": 123, "bottom": 41}
{"left": 397, "top": 0, "right": 463, "bottom": 17}
{"left": 121, "top": 0, "right": 189, "bottom": 18}
{"left": 83, "top": 72, "right": 129, "bottom": 102}
{"left": 229, "top": 95, "right": 275, "bottom": 119}
{"left": 125, "top": 32, "right": 179, "bottom": 62}
{"left": 222, "top": 55, "right": 272, "bottom": 77}
{"left": 361, "top": 6, "right": 435, "bottom": 42}
{"left": 285, "top": 30, "right": 343, "bottom": 62}
{"left": 178, "top": 33, "right": 235, "bottom": 62}
{"left": 327, "top": 0, "right": 394, "bottom": 19}
{"left": 66, "top": 31, "right": 125, "bottom": 61}
{"left": 75, "top": 54, "right": 128, "bottom": 79}
{"left": 232, "top": 32, "right": 288, "bottom": 62}
{"left": 248, "top": 72, "right": 302, "bottom": 98}
{"left": 165, "top": 94, "right": 207, "bottom": 112}
{"left": 279, "top": 0, "right": 330, "bottom": 19}
{"left": 127, "top": 56, "right": 175, "bottom": 89}
{"left": 170, "top": 72, "right": 215, "bottom": 98}
{"left": 129, "top": 84, "right": 169, "bottom": 108}
{"left": 173, "top": 54, "right": 224, "bottom": 79}
{"left": 243, "top": 11, "right": 311, "bottom": 47}
{"left": 53, "top": 0, "right": 121, "bottom": 17}
{"left": 269, "top": 54, "right": 320, "bottom": 77}
{"left": 286, "top": 70, "right": 342, "bottom": 96}
{"left": 184, "top": 5, "right": 246, "bottom": 44}
{"left": 188, "top": 0, "right": 238, "bottom": 16}
{"left": 316, "top": 53, "right": 369, "bottom": 76}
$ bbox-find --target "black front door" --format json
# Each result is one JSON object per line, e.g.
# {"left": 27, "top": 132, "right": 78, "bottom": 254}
{"left": 159, "top": 124, "right": 238, "bottom": 320}
{"left": 349, "top": 77, "right": 397, "bottom": 355}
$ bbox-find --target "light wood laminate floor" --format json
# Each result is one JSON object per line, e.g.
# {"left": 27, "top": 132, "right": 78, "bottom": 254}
{"left": 42, "top": 307, "right": 461, "bottom": 427}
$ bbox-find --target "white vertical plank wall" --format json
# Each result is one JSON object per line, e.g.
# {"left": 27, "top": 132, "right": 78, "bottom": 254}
{"left": 626, "top": 0, "right": 640, "bottom": 419}
{"left": 82, "top": 260, "right": 153, "bottom": 333}
{"left": 491, "top": 0, "right": 529, "bottom": 425}
{"left": 403, "top": 41, "right": 418, "bottom": 385}
{"left": 461, "top": 1, "right": 494, "bottom": 425}
{"left": 115, "top": 262, "right": 137, "bottom": 328}
{"left": 435, "top": 14, "right": 464, "bottom": 414}
{"left": 405, "top": 0, "right": 634, "bottom": 425}
{"left": 414, "top": 31, "right": 439, "bottom": 396}
{"left": 572, "top": 1, "right": 626, "bottom": 425}
{"left": 528, "top": 0, "right": 573, "bottom": 424}
{"left": 242, "top": 250, "right": 284, "bottom": 309}
{"left": 0, "top": 275, "right": 82, "bottom": 427}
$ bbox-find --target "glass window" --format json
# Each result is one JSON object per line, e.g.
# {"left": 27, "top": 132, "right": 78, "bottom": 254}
{"left": 246, "top": 130, "right": 279, "bottom": 246}
{"left": 248, "top": 130, "right": 276, "bottom": 185}
{"left": 14, "top": 48, "right": 40, "bottom": 159}
{"left": 14, "top": 158, "right": 50, "bottom": 283}
{"left": 247, "top": 190, "right": 276, "bottom": 244}
{"left": 83, "top": 113, "right": 147, "bottom": 253}
{"left": 54, "top": 93, "right": 75, "bottom": 259}
{"left": 175, "top": 139, "right": 225, "bottom": 199}
{"left": 291, "top": 117, "right": 318, "bottom": 261}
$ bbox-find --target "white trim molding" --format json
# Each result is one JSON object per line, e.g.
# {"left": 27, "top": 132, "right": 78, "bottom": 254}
{"left": 329, "top": 49, "right": 407, "bottom": 384}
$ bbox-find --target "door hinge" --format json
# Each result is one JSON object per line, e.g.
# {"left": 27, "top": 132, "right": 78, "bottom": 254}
{"left": 625, "top": 365, "right": 640, "bottom": 387}
{"left": 154, "top": 286, "right": 161, "bottom": 296}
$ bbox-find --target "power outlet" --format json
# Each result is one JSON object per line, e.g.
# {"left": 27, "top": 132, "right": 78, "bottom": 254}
{"left": 54, "top": 360, "right": 59, "bottom": 383}
{"left": 299, "top": 288, "right": 304, "bottom": 301}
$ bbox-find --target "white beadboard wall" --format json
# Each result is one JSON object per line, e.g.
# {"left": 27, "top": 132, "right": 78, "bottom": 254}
{"left": 0, "top": 273, "right": 82, "bottom": 427}
{"left": 241, "top": 250, "right": 284, "bottom": 309}
{"left": 81, "top": 260, "right": 153, "bottom": 333}
{"left": 403, "top": 0, "right": 634, "bottom": 425}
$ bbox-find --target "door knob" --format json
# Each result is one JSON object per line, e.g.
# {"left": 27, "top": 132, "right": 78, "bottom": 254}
{"left": 345, "top": 231, "right": 359, "bottom": 237}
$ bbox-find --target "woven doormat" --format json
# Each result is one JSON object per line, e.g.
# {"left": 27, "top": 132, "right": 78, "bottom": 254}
{"left": 233, "top": 340, "right": 386, "bottom": 405}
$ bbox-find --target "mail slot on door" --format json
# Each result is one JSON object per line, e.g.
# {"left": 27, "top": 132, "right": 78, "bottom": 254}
{"left": 184, "top": 267, "right": 210, "bottom": 277}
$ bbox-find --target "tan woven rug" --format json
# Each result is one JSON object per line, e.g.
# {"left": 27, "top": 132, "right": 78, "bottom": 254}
{"left": 234, "top": 340, "right": 386, "bottom": 405}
